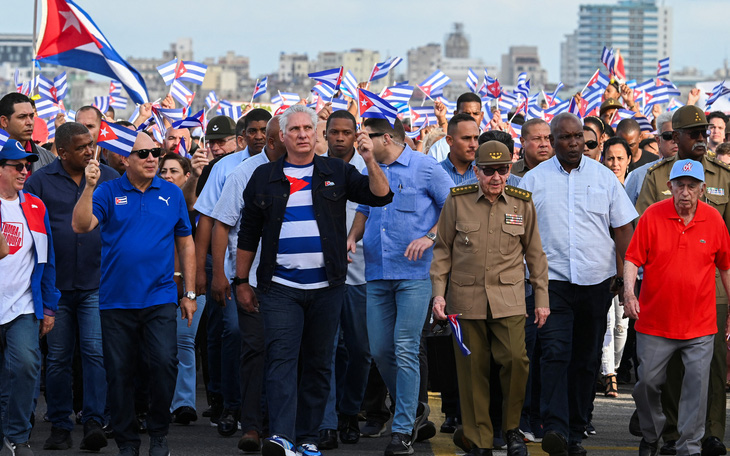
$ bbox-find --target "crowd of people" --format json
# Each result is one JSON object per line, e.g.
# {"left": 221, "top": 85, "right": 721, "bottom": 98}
{"left": 1, "top": 76, "right": 730, "bottom": 456}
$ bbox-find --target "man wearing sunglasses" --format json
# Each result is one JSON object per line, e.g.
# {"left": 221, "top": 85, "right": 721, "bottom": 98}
{"left": 636, "top": 105, "right": 730, "bottom": 456}
{"left": 430, "top": 140, "right": 549, "bottom": 456}
{"left": 0, "top": 138, "right": 60, "bottom": 456}
{"left": 520, "top": 113, "right": 638, "bottom": 456}
{"left": 72, "top": 132, "right": 196, "bottom": 456}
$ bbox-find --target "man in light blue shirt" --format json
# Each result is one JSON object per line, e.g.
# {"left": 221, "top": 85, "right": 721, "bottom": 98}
{"left": 520, "top": 113, "right": 637, "bottom": 456}
{"left": 348, "top": 118, "right": 453, "bottom": 456}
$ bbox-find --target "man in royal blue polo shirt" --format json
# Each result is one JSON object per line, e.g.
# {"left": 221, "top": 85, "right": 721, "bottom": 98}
{"left": 72, "top": 132, "right": 196, "bottom": 456}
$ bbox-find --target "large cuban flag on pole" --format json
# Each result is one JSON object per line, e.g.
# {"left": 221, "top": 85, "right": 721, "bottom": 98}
{"left": 35, "top": 0, "right": 149, "bottom": 105}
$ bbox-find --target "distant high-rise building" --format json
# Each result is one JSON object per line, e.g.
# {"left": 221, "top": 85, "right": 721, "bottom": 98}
{"left": 407, "top": 43, "right": 441, "bottom": 87}
{"left": 445, "top": 23, "right": 469, "bottom": 59}
{"left": 500, "top": 46, "right": 548, "bottom": 89}
{"left": 312, "top": 49, "right": 381, "bottom": 83}
{"left": 162, "top": 38, "right": 193, "bottom": 62}
{"left": 561, "top": 32, "right": 579, "bottom": 88}
{"left": 0, "top": 34, "right": 34, "bottom": 68}
{"left": 563, "top": 0, "right": 672, "bottom": 87}
{"left": 278, "top": 53, "right": 309, "bottom": 84}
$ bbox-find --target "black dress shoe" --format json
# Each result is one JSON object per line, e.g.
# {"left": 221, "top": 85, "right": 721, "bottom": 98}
{"left": 505, "top": 429, "right": 528, "bottom": 456}
{"left": 338, "top": 414, "right": 360, "bottom": 444}
{"left": 217, "top": 409, "right": 240, "bottom": 437}
{"left": 702, "top": 436, "right": 727, "bottom": 456}
{"left": 629, "top": 410, "right": 642, "bottom": 437}
{"left": 659, "top": 439, "right": 676, "bottom": 455}
{"left": 541, "top": 431, "right": 568, "bottom": 456}
{"left": 440, "top": 416, "right": 458, "bottom": 434}
{"left": 415, "top": 420, "right": 436, "bottom": 442}
{"left": 318, "top": 429, "right": 338, "bottom": 450}
{"left": 568, "top": 443, "right": 587, "bottom": 456}
{"left": 639, "top": 438, "right": 659, "bottom": 456}
{"left": 172, "top": 406, "right": 198, "bottom": 425}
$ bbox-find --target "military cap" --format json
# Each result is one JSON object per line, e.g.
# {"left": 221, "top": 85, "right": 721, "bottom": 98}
{"left": 599, "top": 98, "right": 623, "bottom": 115}
{"left": 476, "top": 141, "right": 511, "bottom": 166}
{"left": 205, "top": 115, "right": 237, "bottom": 139}
{"left": 672, "top": 105, "right": 710, "bottom": 130}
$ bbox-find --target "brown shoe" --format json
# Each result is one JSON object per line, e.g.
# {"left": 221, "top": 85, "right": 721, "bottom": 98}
{"left": 238, "top": 430, "right": 261, "bottom": 452}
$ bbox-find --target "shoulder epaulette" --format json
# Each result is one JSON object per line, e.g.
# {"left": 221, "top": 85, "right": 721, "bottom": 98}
{"left": 504, "top": 185, "right": 532, "bottom": 201}
{"left": 450, "top": 184, "right": 478, "bottom": 196}
{"left": 710, "top": 154, "right": 730, "bottom": 171}
{"left": 647, "top": 157, "right": 670, "bottom": 174}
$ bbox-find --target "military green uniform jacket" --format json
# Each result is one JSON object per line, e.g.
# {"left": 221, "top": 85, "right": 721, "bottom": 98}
{"left": 430, "top": 183, "right": 549, "bottom": 319}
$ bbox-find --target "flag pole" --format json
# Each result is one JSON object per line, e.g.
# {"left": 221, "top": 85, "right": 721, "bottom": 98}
{"left": 31, "top": 0, "right": 38, "bottom": 95}
{"left": 250, "top": 79, "right": 258, "bottom": 105}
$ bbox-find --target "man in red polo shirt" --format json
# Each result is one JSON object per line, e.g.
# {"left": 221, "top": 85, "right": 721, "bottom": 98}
{"left": 624, "top": 158, "right": 730, "bottom": 456}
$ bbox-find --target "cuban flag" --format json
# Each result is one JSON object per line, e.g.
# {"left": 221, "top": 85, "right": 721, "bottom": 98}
{"left": 583, "top": 88, "right": 604, "bottom": 114}
{"left": 97, "top": 120, "right": 137, "bottom": 156}
{"left": 635, "top": 115, "right": 653, "bottom": 132}
{"left": 610, "top": 108, "right": 636, "bottom": 128}
{"left": 34, "top": 98, "right": 59, "bottom": 119}
{"left": 308, "top": 67, "right": 343, "bottom": 91}
{"left": 93, "top": 96, "right": 110, "bottom": 114}
{"left": 667, "top": 98, "right": 684, "bottom": 112}
{"left": 544, "top": 99, "right": 569, "bottom": 123}
{"left": 205, "top": 90, "right": 218, "bottom": 109}
{"left": 157, "top": 59, "right": 178, "bottom": 85}
{"left": 466, "top": 68, "right": 479, "bottom": 93}
{"left": 312, "top": 82, "right": 337, "bottom": 99}
{"left": 109, "top": 80, "right": 122, "bottom": 95}
{"left": 340, "top": 71, "right": 359, "bottom": 99}
{"left": 645, "top": 85, "right": 670, "bottom": 106}
{"left": 38, "top": 72, "right": 68, "bottom": 102}
{"left": 585, "top": 70, "right": 609, "bottom": 91}
{"left": 568, "top": 96, "right": 588, "bottom": 118}
{"left": 418, "top": 70, "right": 451, "bottom": 98}
{"left": 485, "top": 78, "right": 502, "bottom": 99}
{"left": 148, "top": 124, "right": 164, "bottom": 144}
{"left": 175, "top": 61, "right": 207, "bottom": 85}
{"left": 601, "top": 46, "right": 615, "bottom": 74}
{"left": 172, "top": 109, "right": 205, "bottom": 129}
{"left": 405, "top": 129, "right": 422, "bottom": 140}
{"left": 526, "top": 105, "right": 546, "bottom": 121}
{"left": 252, "top": 77, "right": 268, "bottom": 99}
{"left": 656, "top": 78, "right": 681, "bottom": 97}
{"left": 381, "top": 85, "right": 414, "bottom": 105}
{"left": 174, "top": 136, "right": 193, "bottom": 160}
{"left": 153, "top": 106, "right": 185, "bottom": 123}
{"left": 35, "top": 0, "right": 149, "bottom": 104}
{"left": 514, "top": 78, "right": 531, "bottom": 100}
{"left": 170, "top": 79, "right": 195, "bottom": 107}
{"left": 546, "top": 82, "right": 564, "bottom": 106}
{"left": 510, "top": 123, "right": 523, "bottom": 148}
{"left": 657, "top": 57, "right": 670, "bottom": 77}
{"left": 358, "top": 88, "right": 398, "bottom": 127}
{"left": 330, "top": 98, "right": 349, "bottom": 112}
{"left": 410, "top": 106, "right": 438, "bottom": 129}
{"left": 634, "top": 78, "right": 655, "bottom": 93}
{"left": 66, "top": 109, "right": 76, "bottom": 122}
{"left": 217, "top": 101, "right": 243, "bottom": 120}
{"left": 127, "top": 106, "right": 140, "bottom": 124}
{"left": 109, "top": 94, "right": 127, "bottom": 110}
{"left": 0, "top": 129, "right": 8, "bottom": 148}
{"left": 369, "top": 56, "right": 403, "bottom": 81}
{"left": 47, "top": 117, "right": 57, "bottom": 140}
{"left": 706, "top": 82, "right": 730, "bottom": 109}
{"left": 271, "top": 92, "right": 301, "bottom": 105}
{"left": 447, "top": 314, "right": 471, "bottom": 356}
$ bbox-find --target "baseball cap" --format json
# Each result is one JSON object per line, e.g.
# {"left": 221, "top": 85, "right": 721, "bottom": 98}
{"left": 0, "top": 139, "right": 39, "bottom": 162}
{"left": 205, "top": 115, "right": 236, "bottom": 140}
{"left": 599, "top": 98, "right": 622, "bottom": 115}
{"left": 476, "top": 141, "right": 512, "bottom": 166}
{"left": 669, "top": 158, "right": 704, "bottom": 182}
{"left": 672, "top": 105, "right": 710, "bottom": 130}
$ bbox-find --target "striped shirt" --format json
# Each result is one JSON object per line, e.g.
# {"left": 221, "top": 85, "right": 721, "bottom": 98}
{"left": 272, "top": 162, "right": 328, "bottom": 289}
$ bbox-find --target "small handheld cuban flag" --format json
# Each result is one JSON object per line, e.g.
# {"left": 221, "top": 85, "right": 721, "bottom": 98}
{"left": 97, "top": 120, "right": 138, "bottom": 157}
{"left": 358, "top": 88, "right": 398, "bottom": 128}
{"left": 340, "top": 71, "right": 359, "bottom": 99}
{"left": 35, "top": 98, "right": 59, "bottom": 119}
{"left": 175, "top": 61, "right": 208, "bottom": 85}
{"left": 252, "top": 77, "right": 267, "bottom": 99}
{"left": 418, "top": 70, "right": 451, "bottom": 98}
{"left": 0, "top": 128, "right": 9, "bottom": 148}
{"left": 205, "top": 90, "right": 219, "bottom": 109}
{"left": 170, "top": 79, "right": 195, "bottom": 107}
{"left": 172, "top": 109, "right": 205, "bottom": 129}
{"left": 601, "top": 46, "right": 616, "bottom": 74}
{"left": 466, "top": 68, "right": 479, "bottom": 93}
{"left": 109, "top": 80, "right": 123, "bottom": 96}
{"left": 174, "top": 136, "right": 192, "bottom": 160}
{"left": 447, "top": 314, "right": 471, "bottom": 356}
{"left": 308, "top": 67, "right": 343, "bottom": 91}
{"left": 657, "top": 57, "right": 670, "bottom": 77}
{"left": 93, "top": 96, "right": 110, "bottom": 114}
{"left": 369, "top": 56, "right": 403, "bottom": 82}
{"left": 109, "top": 94, "right": 128, "bottom": 110}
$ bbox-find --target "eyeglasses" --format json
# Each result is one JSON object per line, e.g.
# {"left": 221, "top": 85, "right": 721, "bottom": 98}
{"left": 368, "top": 132, "right": 386, "bottom": 139}
{"left": 659, "top": 131, "right": 674, "bottom": 141}
{"left": 478, "top": 165, "right": 510, "bottom": 176}
{"left": 206, "top": 137, "right": 235, "bottom": 147}
{"left": 133, "top": 148, "right": 162, "bottom": 159}
{"left": 681, "top": 129, "right": 711, "bottom": 140}
{"left": 585, "top": 140, "right": 598, "bottom": 149}
{"left": 1, "top": 162, "right": 32, "bottom": 172}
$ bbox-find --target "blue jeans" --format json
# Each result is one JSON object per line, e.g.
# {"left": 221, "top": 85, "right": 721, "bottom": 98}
{"left": 0, "top": 314, "right": 40, "bottom": 444}
{"left": 205, "top": 255, "right": 241, "bottom": 410}
{"left": 320, "top": 284, "right": 371, "bottom": 430}
{"left": 538, "top": 279, "right": 612, "bottom": 445}
{"left": 367, "top": 279, "right": 431, "bottom": 435}
{"left": 101, "top": 304, "right": 178, "bottom": 451}
{"left": 45, "top": 289, "right": 106, "bottom": 430}
{"left": 171, "top": 295, "right": 206, "bottom": 411}
{"left": 257, "top": 282, "right": 344, "bottom": 444}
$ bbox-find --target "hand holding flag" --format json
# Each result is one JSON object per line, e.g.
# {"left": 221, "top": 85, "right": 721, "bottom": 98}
{"left": 97, "top": 120, "right": 138, "bottom": 157}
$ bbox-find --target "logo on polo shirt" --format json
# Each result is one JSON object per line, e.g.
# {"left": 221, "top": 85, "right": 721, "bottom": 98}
{"left": 115, "top": 196, "right": 127, "bottom": 205}
{"left": 158, "top": 196, "right": 170, "bottom": 206}
{"left": 2, "top": 222, "right": 23, "bottom": 255}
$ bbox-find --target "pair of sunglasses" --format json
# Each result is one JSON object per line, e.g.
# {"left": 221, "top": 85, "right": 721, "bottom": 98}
{"left": 1, "top": 162, "right": 32, "bottom": 172}
{"left": 133, "top": 148, "right": 162, "bottom": 159}
{"left": 585, "top": 140, "right": 599, "bottom": 149}
{"left": 478, "top": 165, "right": 510, "bottom": 176}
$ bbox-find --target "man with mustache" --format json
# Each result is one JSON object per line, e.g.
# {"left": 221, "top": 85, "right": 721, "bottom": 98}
{"left": 636, "top": 105, "right": 730, "bottom": 456}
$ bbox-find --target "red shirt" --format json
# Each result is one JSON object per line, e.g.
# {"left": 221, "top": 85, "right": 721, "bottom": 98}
{"left": 626, "top": 198, "right": 730, "bottom": 339}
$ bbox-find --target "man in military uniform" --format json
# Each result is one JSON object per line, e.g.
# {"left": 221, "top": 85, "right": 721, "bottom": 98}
{"left": 430, "top": 141, "right": 550, "bottom": 456}
{"left": 636, "top": 105, "right": 730, "bottom": 456}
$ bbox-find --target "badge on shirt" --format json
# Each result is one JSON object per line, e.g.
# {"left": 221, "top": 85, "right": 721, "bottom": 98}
{"left": 115, "top": 196, "right": 128, "bottom": 205}
{"left": 707, "top": 187, "right": 725, "bottom": 196}
{"left": 325, "top": 181, "right": 335, "bottom": 187}
{"left": 505, "top": 214, "right": 523, "bottom": 225}
{"left": 661, "top": 190, "right": 671, "bottom": 196}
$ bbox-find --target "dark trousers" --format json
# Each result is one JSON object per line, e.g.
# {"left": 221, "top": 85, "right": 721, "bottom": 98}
{"left": 238, "top": 299, "right": 265, "bottom": 433}
{"left": 538, "top": 279, "right": 612, "bottom": 445}
{"left": 100, "top": 304, "right": 178, "bottom": 451}
{"left": 362, "top": 364, "right": 390, "bottom": 424}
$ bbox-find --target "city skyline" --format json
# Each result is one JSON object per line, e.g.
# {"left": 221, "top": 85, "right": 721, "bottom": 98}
{"left": 7, "top": 0, "right": 729, "bottom": 85}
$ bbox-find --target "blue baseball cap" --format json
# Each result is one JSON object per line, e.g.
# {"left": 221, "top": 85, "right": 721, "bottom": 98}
{"left": 669, "top": 158, "right": 704, "bottom": 182}
{"left": 0, "top": 139, "right": 39, "bottom": 163}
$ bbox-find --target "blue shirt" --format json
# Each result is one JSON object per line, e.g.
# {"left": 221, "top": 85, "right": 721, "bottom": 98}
{"left": 357, "top": 146, "right": 453, "bottom": 281}
{"left": 194, "top": 147, "right": 250, "bottom": 217}
{"left": 624, "top": 159, "right": 659, "bottom": 205}
{"left": 25, "top": 158, "right": 120, "bottom": 291}
{"left": 92, "top": 174, "right": 192, "bottom": 310}
{"left": 440, "top": 155, "right": 475, "bottom": 186}
{"left": 520, "top": 155, "right": 638, "bottom": 285}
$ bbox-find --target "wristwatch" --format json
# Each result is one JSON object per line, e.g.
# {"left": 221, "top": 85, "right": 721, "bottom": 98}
{"left": 425, "top": 232, "right": 437, "bottom": 242}
{"left": 232, "top": 276, "right": 249, "bottom": 285}
{"left": 183, "top": 291, "right": 196, "bottom": 301}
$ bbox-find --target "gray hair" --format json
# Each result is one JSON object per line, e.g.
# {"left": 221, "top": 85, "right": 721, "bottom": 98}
{"left": 279, "top": 105, "right": 317, "bottom": 133}
{"left": 656, "top": 112, "right": 674, "bottom": 133}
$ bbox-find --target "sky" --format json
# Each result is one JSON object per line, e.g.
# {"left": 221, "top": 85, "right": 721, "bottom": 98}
{"left": 6, "top": 0, "right": 729, "bottom": 83}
